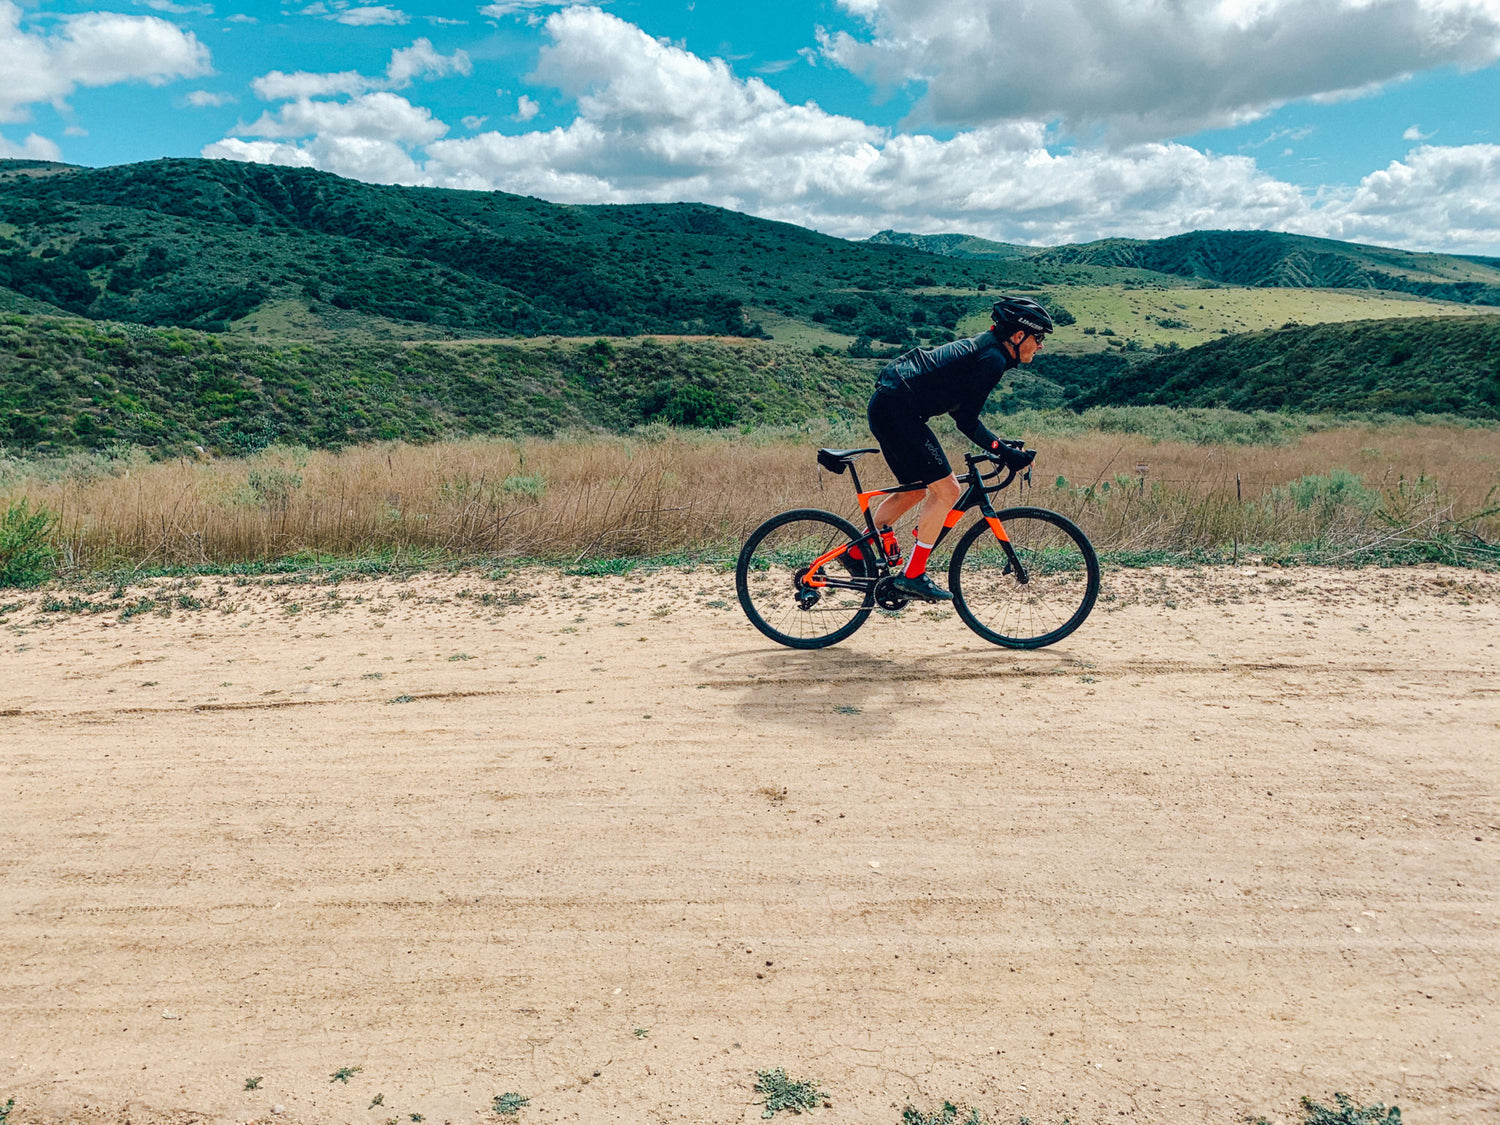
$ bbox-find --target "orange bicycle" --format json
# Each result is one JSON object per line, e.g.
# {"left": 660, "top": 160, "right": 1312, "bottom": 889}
{"left": 735, "top": 444, "right": 1099, "bottom": 650}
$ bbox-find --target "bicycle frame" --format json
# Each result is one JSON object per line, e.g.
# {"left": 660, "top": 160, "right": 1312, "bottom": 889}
{"left": 804, "top": 450, "right": 1031, "bottom": 593}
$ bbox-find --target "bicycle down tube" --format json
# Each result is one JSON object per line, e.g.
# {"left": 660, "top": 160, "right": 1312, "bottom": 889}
{"left": 840, "top": 450, "right": 1031, "bottom": 578}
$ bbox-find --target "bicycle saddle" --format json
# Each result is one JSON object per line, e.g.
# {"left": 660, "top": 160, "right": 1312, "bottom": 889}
{"left": 816, "top": 447, "right": 879, "bottom": 474}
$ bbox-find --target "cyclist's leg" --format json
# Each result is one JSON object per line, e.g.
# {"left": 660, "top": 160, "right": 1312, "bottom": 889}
{"left": 870, "top": 487, "right": 923, "bottom": 530}
{"left": 911, "top": 474, "right": 961, "bottom": 546}
{"left": 867, "top": 391, "right": 950, "bottom": 531}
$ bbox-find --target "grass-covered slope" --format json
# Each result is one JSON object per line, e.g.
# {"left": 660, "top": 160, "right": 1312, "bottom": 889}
{"left": 0, "top": 157, "right": 1040, "bottom": 342}
{"left": 1079, "top": 315, "right": 1500, "bottom": 417}
{"left": 0, "top": 315, "right": 875, "bottom": 455}
{"left": 865, "top": 230, "right": 1037, "bottom": 260}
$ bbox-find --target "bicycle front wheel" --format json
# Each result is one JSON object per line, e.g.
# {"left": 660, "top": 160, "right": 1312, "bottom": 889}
{"left": 949, "top": 506, "right": 1100, "bottom": 649}
{"left": 736, "top": 508, "right": 875, "bottom": 649}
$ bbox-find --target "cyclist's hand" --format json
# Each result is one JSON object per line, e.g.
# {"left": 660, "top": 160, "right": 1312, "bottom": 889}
{"left": 990, "top": 440, "right": 1036, "bottom": 472}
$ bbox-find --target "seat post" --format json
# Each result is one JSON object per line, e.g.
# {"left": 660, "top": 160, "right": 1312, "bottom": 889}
{"left": 847, "top": 460, "right": 864, "bottom": 497}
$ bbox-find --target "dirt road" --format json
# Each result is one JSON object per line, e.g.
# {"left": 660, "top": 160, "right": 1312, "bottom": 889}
{"left": 2, "top": 566, "right": 1496, "bottom": 1125}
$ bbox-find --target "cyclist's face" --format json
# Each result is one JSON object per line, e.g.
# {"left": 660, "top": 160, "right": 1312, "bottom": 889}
{"left": 1009, "top": 330, "right": 1043, "bottom": 363}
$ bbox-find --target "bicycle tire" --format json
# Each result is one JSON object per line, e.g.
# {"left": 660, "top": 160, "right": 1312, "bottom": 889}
{"left": 736, "top": 508, "right": 875, "bottom": 649}
{"left": 948, "top": 506, "right": 1100, "bottom": 649}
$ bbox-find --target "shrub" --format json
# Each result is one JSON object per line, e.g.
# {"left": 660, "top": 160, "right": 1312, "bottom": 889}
{"left": 0, "top": 499, "right": 59, "bottom": 587}
{"left": 1276, "top": 469, "right": 1380, "bottom": 514}
{"left": 500, "top": 474, "right": 547, "bottom": 500}
{"left": 243, "top": 467, "right": 303, "bottom": 511}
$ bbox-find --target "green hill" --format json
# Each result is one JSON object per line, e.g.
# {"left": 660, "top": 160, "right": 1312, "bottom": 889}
{"left": 1035, "top": 230, "right": 1500, "bottom": 302}
{"left": 1078, "top": 315, "right": 1500, "bottom": 417}
{"left": 0, "top": 157, "right": 1040, "bottom": 344}
{"left": 880, "top": 226, "right": 1500, "bottom": 305}
{"left": 0, "top": 314, "right": 875, "bottom": 456}
{"left": 865, "top": 230, "right": 1036, "bottom": 260}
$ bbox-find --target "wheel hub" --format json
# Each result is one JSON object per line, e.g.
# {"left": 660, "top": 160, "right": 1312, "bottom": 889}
{"left": 792, "top": 565, "right": 821, "bottom": 609}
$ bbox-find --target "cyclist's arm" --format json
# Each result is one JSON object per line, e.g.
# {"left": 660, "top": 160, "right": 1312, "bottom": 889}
{"left": 952, "top": 402, "right": 1034, "bottom": 471}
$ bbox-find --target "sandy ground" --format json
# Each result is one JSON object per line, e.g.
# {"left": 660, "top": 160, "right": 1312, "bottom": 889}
{"left": 1, "top": 564, "right": 1496, "bottom": 1125}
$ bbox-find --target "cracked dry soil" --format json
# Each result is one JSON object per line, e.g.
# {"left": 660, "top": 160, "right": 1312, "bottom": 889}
{"left": 1, "top": 565, "right": 1497, "bottom": 1125}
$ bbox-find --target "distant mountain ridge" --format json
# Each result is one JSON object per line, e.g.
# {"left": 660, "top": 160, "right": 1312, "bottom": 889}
{"left": 870, "top": 228, "right": 1500, "bottom": 305}
{"left": 864, "top": 230, "right": 1036, "bottom": 260}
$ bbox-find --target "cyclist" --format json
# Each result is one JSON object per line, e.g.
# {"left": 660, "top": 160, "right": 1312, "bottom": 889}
{"left": 866, "top": 295, "right": 1051, "bottom": 602}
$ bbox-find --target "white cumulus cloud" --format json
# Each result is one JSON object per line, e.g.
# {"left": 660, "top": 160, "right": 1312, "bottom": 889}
{"left": 479, "top": 1, "right": 570, "bottom": 17}
{"left": 0, "top": 132, "right": 63, "bottom": 160}
{"left": 239, "top": 91, "right": 447, "bottom": 146}
{"left": 387, "top": 37, "right": 472, "bottom": 84}
{"left": 0, "top": 0, "right": 211, "bottom": 123}
{"left": 821, "top": 0, "right": 1500, "bottom": 140}
{"left": 252, "top": 69, "right": 370, "bottom": 100}
{"left": 1301, "top": 144, "right": 1500, "bottom": 252}
{"left": 330, "top": 5, "right": 408, "bottom": 26}
{"left": 185, "top": 89, "right": 235, "bottom": 106}
{"left": 249, "top": 38, "right": 468, "bottom": 99}
{"left": 205, "top": 4, "right": 1500, "bottom": 254}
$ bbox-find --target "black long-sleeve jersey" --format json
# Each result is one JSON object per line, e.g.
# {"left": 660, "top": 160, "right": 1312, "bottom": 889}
{"left": 874, "top": 328, "right": 1018, "bottom": 451}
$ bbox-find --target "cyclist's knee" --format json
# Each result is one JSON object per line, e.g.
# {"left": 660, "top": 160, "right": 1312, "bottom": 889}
{"left": 929, "top": 475, "right": 961, "bottom": 503}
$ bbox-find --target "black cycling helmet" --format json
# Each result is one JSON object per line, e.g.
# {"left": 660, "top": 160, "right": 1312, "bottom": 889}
{"left": 991, "top": 296, "right": 1054, "bottom": 338}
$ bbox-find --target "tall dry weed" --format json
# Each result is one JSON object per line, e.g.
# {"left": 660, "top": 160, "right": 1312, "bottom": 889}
{"left": 1, "top": 420, "right": 1496, "bottom": 572}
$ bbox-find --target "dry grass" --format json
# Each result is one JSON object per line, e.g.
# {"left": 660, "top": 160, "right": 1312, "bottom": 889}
{"left": 2, "top": 419, "right": 1497, "bottom": 573}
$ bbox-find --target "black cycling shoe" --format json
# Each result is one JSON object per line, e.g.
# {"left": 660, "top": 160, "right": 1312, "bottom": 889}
{"left": 890, "top": 572, "right": 953, "bottom": 602}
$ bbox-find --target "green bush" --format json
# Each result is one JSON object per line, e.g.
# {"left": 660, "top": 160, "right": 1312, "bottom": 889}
{"left": 1274, "top": 469, "right": 1380, "bottom": 514}
{"left": 0, "top": 499, "right": 59, "bottom": 587}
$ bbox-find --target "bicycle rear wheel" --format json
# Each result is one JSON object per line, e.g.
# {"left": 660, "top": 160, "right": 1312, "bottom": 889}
{"left": 948, "top": 506, "right": 1099, "bottom": 649}
{"left": 736, "top": 508, "right": 875, "bottom": 649}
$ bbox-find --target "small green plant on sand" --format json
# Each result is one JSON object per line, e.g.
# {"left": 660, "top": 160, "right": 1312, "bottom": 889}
{"left": 1300, "top": 1093, "right": 1401, "bottom": 1125}
{"left": 565, "top": 557, "right": 638, "bottom": 577}
{"left": 1, "top": 1096, "right": 15, "bottom": 1125}
{"left": 331, "top": 1066, "right": 363, "bottom": 1084}
{"left": 902, "top": 1103, "right": 988, "bottom": 1125}
{"left": 244, "top": 1077, "right": 263, "bottom": 1091}
{"left": 754, "top": 1069, "right": 826, "bottom": 1118}
{"left": 492, "top": 1092, "right": 529, "bottom": 1116}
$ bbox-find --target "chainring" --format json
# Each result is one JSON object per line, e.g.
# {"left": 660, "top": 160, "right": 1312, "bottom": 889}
{"left": 873, "top": 576, "right": 910, "bottom": 611}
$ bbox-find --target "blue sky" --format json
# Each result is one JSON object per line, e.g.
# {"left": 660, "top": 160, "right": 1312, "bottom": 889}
{"left": 5, "top": 0, "right": 1500, "bottom": 252}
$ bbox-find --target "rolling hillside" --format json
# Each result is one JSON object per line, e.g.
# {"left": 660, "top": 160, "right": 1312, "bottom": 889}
{"left": 874, "top": 227, "right": 1500, "bottom": 305}
{"left": 1079, "top": 315, "right": 1500, "bottom": 417}
{"left": 1033, "top": 230, "right": 1500, "bottom": 304}
{"left": 0, "top": 157, "right": 1039, "bottom": 345}
{"left": 2, "top": 157, "right": 1498, "bottom": 456}
{"left": 0, "top": 314, "right": 873, "bottom": 455}
{"left": 865, "top": 230, "right": 1036, "bottom": 260}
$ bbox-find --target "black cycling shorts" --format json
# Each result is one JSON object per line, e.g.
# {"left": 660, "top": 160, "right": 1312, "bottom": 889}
{"left": 867, "top": 388, "right": 951, "bottom": 487}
